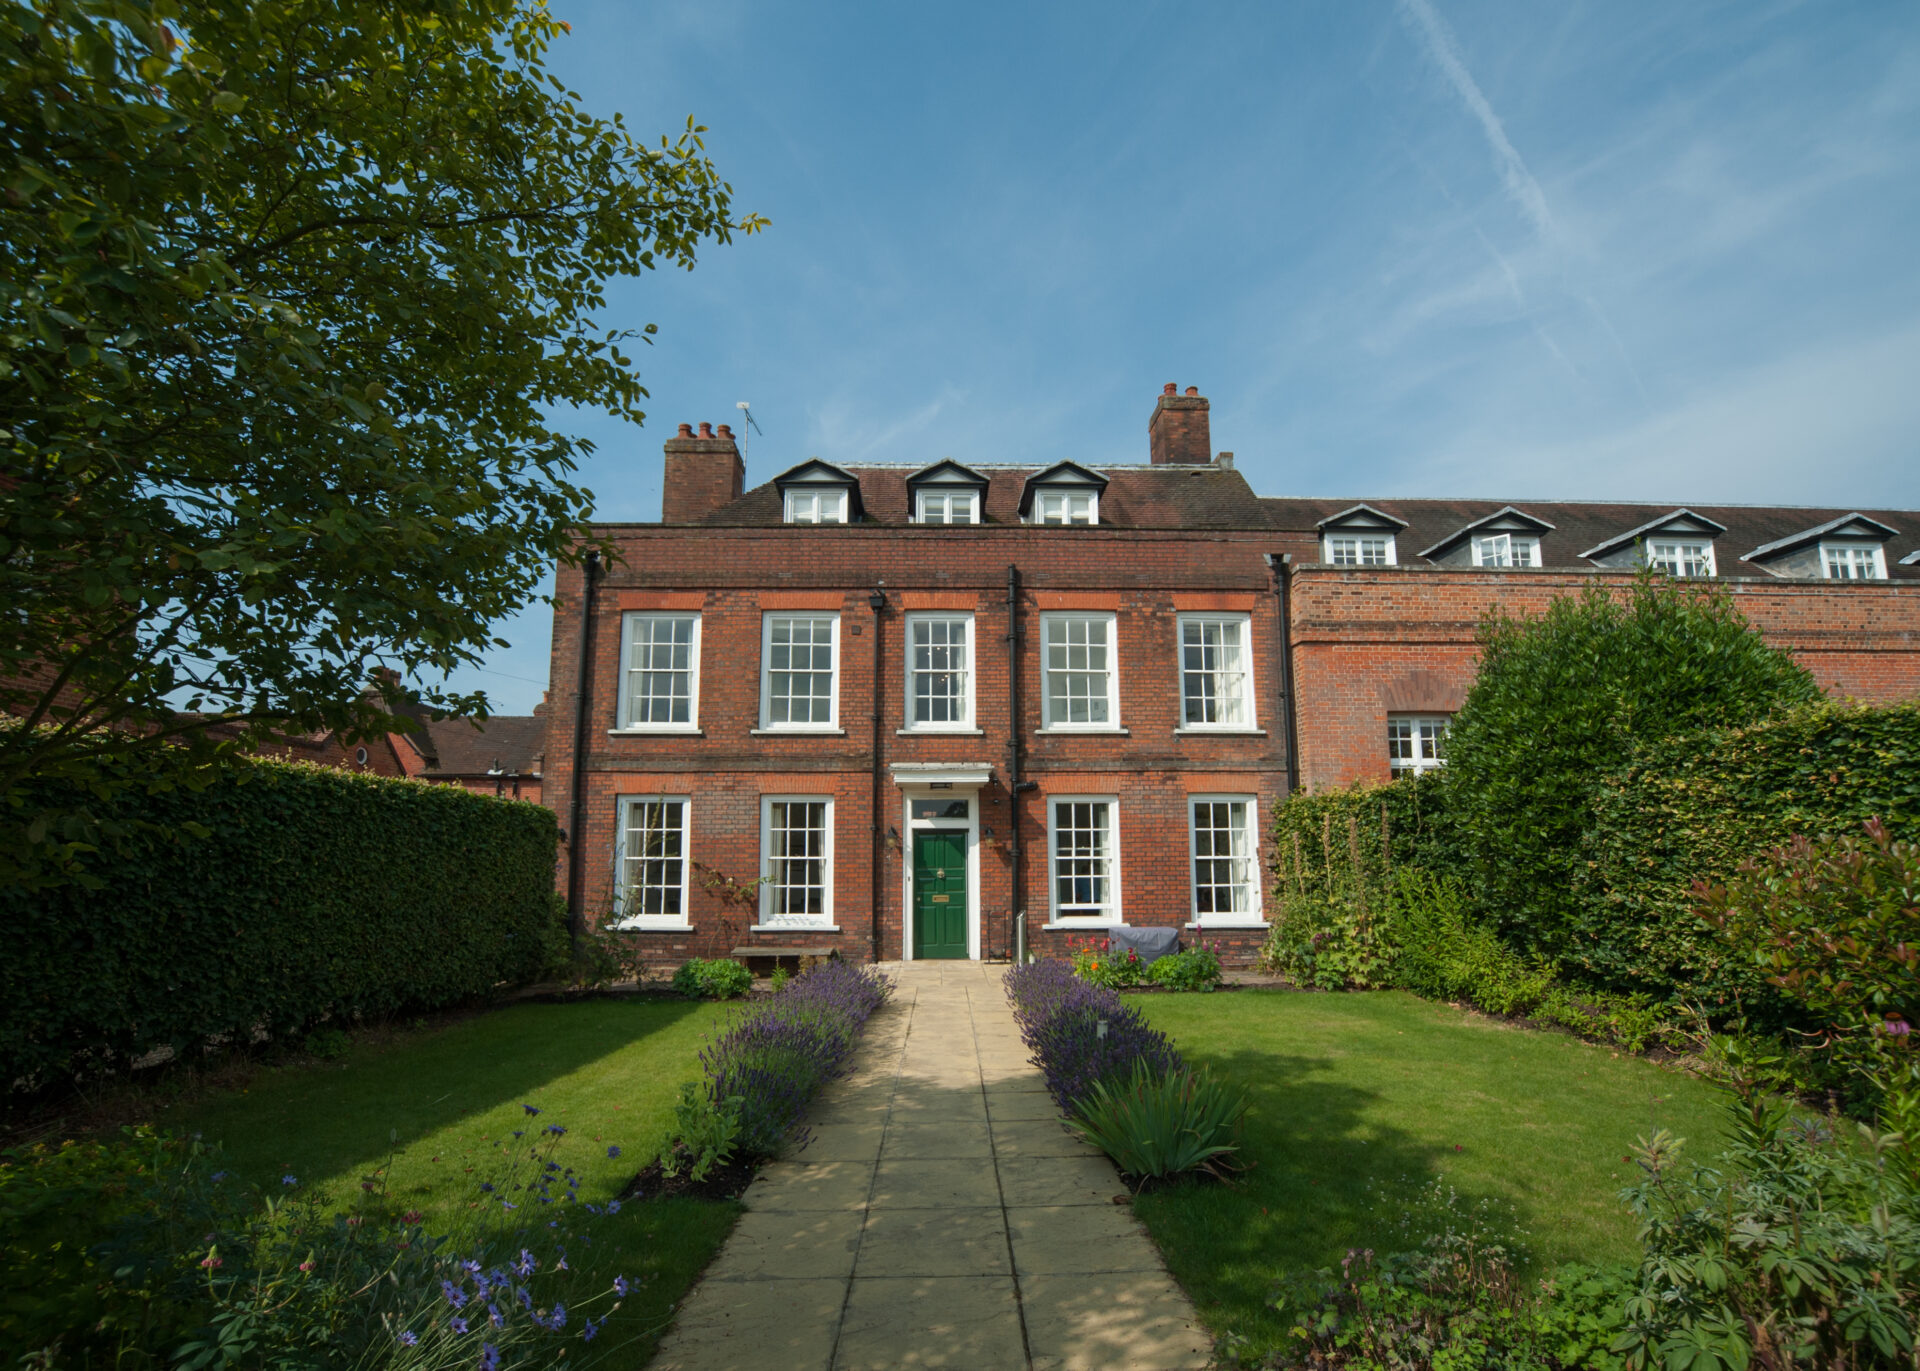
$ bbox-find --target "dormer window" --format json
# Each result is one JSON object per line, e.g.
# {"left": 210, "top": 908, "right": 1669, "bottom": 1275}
{"left": 784, "top": 489, "right": 846, "bottom": 524}
{"left": 1648, "top": 540, "right": 1715, "bottom": 578}
{"left": 1018, "top": 461, "right": 1109, "bottom": 528}
{"left": 1317, "top": 504, "right": 1406, "bottom": 568}
{"left": 1033, "top": 491, "right": 1097, "bottom": 526}
{"left": 1823, "top": 544, "right": 1886, "bottom": 580}
{"left": 917, "top": 490, "right": 978, "bottom": 524}
{"left": 1473, "top": 533, "right": 1536, "bottom": 567}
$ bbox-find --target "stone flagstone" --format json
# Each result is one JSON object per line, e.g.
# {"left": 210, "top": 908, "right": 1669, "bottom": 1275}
{"left": 650, "top": 961, "right": 1213, "bottom": 1371}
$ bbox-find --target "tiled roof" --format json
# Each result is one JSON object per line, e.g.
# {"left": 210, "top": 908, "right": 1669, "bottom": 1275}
{"left": 411, "top": 715, "right": 545, "bottom": 777}
{"left": 1259, "top": 497, "right": 1920, "bottom": 579}
{"left": 697, "top": 463, "right": 1275, "bottom": 530}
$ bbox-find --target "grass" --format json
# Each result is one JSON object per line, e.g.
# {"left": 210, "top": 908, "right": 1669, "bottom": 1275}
{"left": 161, "top": 996, "right": 743, "bottom": 1367}
{"left": 1130, "top": 988, "right": 1732, "bottom": 1362}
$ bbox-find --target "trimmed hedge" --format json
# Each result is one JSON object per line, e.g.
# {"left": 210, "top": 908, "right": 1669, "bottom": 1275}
{"left": 0, "top": 756, "right": 562, "bottom": 1093}
{"left": 1580, "top": 700, "right": 1920, "bottom": 1006}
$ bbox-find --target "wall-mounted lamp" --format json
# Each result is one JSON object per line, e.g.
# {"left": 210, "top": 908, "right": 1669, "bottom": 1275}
{"left": 885, "top": 825, "right": 901, "bottom": 851}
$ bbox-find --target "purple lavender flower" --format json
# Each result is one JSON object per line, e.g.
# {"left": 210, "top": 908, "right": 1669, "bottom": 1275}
{"left": 1004, "top": 960, "right": 1182, "bottom": 1112}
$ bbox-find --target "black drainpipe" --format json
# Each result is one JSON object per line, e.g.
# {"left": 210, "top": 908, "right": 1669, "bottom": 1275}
{"left": 868, "top": 585, "right": 886, "bottom": 962}
{"left": 564, "top": 550, "right": 603, "bottom": 948}
{"left": 1269, "top": 553, "right": 1301, "bottom": 796}
{"left": 1006, "top": 565, "right": 1036, "bottom": 961}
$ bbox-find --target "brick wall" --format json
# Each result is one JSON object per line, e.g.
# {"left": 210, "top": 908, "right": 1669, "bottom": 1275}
{"left": 544, "top": 524, "right": 1292, "bottom": 966}
{"left": 1290, "top": 566, "right": 1920, "bottom": 791}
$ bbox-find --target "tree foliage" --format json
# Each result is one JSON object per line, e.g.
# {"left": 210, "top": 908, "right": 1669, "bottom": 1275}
{"left": 1442, "top": 571, "right": 1818, "bottom": 963}
{"left": 0, "top": 0, "right": 761, "bottom": 879}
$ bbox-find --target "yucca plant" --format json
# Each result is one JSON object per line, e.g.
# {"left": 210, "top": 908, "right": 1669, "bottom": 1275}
{"left": 1070, "top": 1059, "right": 1249, "bottom": 1186}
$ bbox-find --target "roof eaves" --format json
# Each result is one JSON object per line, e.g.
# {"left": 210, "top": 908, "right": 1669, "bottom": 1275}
{"left": 1315, "top": 502, "right": 1411, "bottom": 532}
{"left": 1743, "top": 513, "right": 1901, "bottom": 563}
{"left": 1576, "top": 508, "right": 1732, "bottom": 561}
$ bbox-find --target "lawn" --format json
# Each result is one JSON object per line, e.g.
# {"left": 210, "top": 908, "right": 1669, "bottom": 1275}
{"left": 1131, "top": 989, "right": 1732, "bottom": 1361}
{"left": 162, "top": 996, "right": 742, "bottom": 1367}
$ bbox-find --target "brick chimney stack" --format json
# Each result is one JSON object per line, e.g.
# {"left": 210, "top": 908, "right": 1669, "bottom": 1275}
{"left": 661, "top": 420, "right": 745, "bottom": 523}
{"left": 1148, "top": 383, "right": 1212, "bottom": 464}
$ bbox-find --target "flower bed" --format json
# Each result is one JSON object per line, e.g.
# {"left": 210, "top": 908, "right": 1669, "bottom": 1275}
{"left": 1004, "top": 959, "right": 1183, "bottom": 1113}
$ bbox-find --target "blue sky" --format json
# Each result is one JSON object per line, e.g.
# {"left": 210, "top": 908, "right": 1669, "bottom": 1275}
{"left": 450, "top": 0, "right": 1920, "bottom": 713}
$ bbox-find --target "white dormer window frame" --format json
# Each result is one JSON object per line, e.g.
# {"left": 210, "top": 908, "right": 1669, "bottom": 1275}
{"left": 1646, "top": 539, "right": 1716, "bottom": 579}
{"left": 914, "top": 489, "right": 981, "bottom": 525}
{"left": 1029, "top": 490, "right": 1098, "bottom": 526}
{"left": 1473, "top": 533, "right": 1538, "bottom": 568}
{"left": 784, "top": 488, "right": 849, "bottom": 525}
{"left": 1323, "top": 533, "right": 1396, "bottom": 566}
{"left": 1821, "top": 543, "right": 1887, "bottom": 581}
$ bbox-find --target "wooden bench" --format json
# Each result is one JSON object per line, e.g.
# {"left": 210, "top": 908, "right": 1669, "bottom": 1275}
{"left": 730, "top": 945, "right": 837, "bottom": 964}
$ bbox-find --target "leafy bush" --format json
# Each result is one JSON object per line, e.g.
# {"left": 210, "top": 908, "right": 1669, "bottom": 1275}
{"left": 1443, "top": 572, "right": 1817, "bottom": 965}
{"left": 695, "top": 961, "right": 891, "bottom": 1160}
{"left": 1068, "top": 937, "right": 1147, "bottom": 989}
{"left": 659, "top": 1082, "right": 743, "bottom": 1184}
{"left": 671, "top": 957, "right": 752, "bottom": 1000}
{"left": 1394, "top": 867, "right": 1555, "bottom": 1016}
{"left": 1, "top": 1121, "right": 634, "bottom": 1367}
{"left": 0, "top": 755, "right": 561, "bottom": 1095}
{"left": 1004, "top": 960, "right": 1183, "bottom": 1114}
{"left": 1588, "top": 701, "right": 1920, "bottom": 1005}
{"left": 1070, "top": 1060, "right": 1246, "bottom": 1183}
{"left": 1146, "top": 945, "right": 1223, "bottom": 993}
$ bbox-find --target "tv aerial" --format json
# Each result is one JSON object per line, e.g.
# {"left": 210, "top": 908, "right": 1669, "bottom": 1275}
{"left": 735, "top": 401, "right": 762, "bottom": 466}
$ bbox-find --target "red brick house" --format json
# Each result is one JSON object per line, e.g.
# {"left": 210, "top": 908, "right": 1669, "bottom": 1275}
{"left": 393, "top": 710, "right": 546, "bottom": 804}
{"left": 543, "top": 385, "right": 1920, "bottom": 968}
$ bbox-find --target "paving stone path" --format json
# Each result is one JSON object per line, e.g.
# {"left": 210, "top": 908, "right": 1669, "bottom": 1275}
{"left": 651, "top": 961, "right": 1214, "bottom": 1370}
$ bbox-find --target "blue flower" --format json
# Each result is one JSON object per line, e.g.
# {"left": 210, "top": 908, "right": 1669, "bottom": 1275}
{"left": 550, "top": 1302, "right": 567, "bottom": 1329}
{"left": 511, "top": 1130, "right": 524, "bottom": 1139}
{"left": 614, "top": 1275, "right": 630, "bottom": 1296}
{"left": 515, "top": 1249, "right": 536, "bottom": 1278}
{"left": 462, "top": 1259, "right": 482, "bottom": 1275}
{"left": 501, "top": 1201, "right": 516, "bottom": 1211}
{"left": 479, "top": 1182, "right": 495, "bottom": 1193}
{"left": 210, "top": 1170, "right": 229, "bottom": 1182}
{"left": 488, "top": 1303, "right": 504, "bottom": 1328}
{"left": 522, "top": 1104, "right": 541, "bottom": 1116}
{"left": 450, "top": 1315, "right": 470, "bottom": 1335}
{"left": 544, "top": 1124, "right": 567, "bottom": 1136}
{"left": 582, "top": 1316, "right": 601, "bottom": 1342}
{"left": 479, "top": 1345, "right": 500, "bottom": 1371}
{"left": 281, "top": 1174, "right": 298, "bottom": 1187}
{"left": 606, "top": 1200, "right": 621, "bottom": 1214}
{"left": 442, "top": 1279, "right": 465, "bottom": 1308}
{"left": 396, "top": 1330, "right": 418, "bottom": 1347}
{"left": 606, "top": 1145, "right": 621, "bottom": 1158}
{"left": 555, "top": 1255, "right": 569, "bottom": 1271}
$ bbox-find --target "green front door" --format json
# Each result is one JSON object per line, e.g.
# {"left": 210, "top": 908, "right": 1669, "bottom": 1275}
{"left": 912, "top": 830, "right": 969, "bottom": 960}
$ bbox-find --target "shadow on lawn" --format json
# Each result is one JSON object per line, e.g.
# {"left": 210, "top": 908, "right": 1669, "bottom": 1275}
{"left": 172, "top": 996, "right": 718, "bottom": 1190}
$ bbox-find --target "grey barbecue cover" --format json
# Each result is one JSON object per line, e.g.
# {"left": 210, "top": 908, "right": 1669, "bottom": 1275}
{"left": 1107, "top": 925, "right": 1180, "bottom": 964}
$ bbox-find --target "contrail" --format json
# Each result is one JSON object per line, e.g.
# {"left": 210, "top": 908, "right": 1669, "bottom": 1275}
{"left": 1396, "top": 0, "right": 1555, "bottom": 241}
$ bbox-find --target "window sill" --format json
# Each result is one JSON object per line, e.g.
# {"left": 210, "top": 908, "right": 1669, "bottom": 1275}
{"left": 896, "top": 727, "right": 985, "bottom": 736}
{"left": 1185, "top": 921, "right": 1270, "bottom": 930}
{"left": 1173, "top": 727, "right": 1267, "bottom": 737}
{"left": 1034, "top": 727, "right": 1130, "bottom": 737}
{"left": 748, "top": 924, "right": 842, "bottom": 933}
{"left": 610, "top": 922, "right": 695, "bottom": 933}
{"left": 608, "top": 727, "right": 703, "bottom": 738}
{"left": 749, "top": 728, "right": 848, "bottom": 737}
{"left": 1040, "top": 920, "right": 1127, "bottom": 930}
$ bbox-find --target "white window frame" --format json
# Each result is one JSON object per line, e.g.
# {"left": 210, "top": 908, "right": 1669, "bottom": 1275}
{"left": 758, "top": 795, "right": 834, "bottom": 929}
{"left": 1188, "top": 795, "right": 1263, "bottom": 926}
{"left": 1388, "top": 714, "right": 1450, "bottom": 774}
{"left": 1646, "top": 540, "right": 1716, "bottom": 579}
{"left": 1176, "top": 613, "right": 1257, "bottom": 731}
{"left": 1821, "top": 543, "right": 1887, "bottom": 581}
{"left": 616, "top": 612, "right": 701, "bottom": 732}
{"left": 1046, "top": 795, "right": 1122, "bottom": 927}
{"left": 1029, "top": 490, "right": 1099, "bottom": 526}
{"left": 783, "top": 487, "right": 848, "bottom": 525}
{"left": 1323, "top": 533, "right": 1396, "bottom": 566}
{"left": 759, "top": 612, "right": 840, "bottom": 731}
{"left": 914, "top": 489, "right": 980, "bottom": 525}
{"left": 612, "top": 795, "right": 691, "bottom": 929}
{"left": 1039, "top": 611, "right": 1121, "bottom": 731}
{"left": 903, "top": 612, "right": 975, "bottom": 731}
{"left": 1472, "top": 533, "right": 1538, "bottom": 568}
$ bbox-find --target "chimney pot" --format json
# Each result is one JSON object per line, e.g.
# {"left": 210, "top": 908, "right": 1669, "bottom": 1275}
{"left": 717, "top": 423, "right": 733, "bottom": 439}
{"left": 1162, "top": 382, "right": 1177, "bottom": 395}
{"left": 697, "top": 421, "right": 713, "bottom": 438}
{"left": 1185, "top": 386, "right": 1199, "bottom": 397}
{"left": 676, "top": 423, "right": 693, "bottom": 437}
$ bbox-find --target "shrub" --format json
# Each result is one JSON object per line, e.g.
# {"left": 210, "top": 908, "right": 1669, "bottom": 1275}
{"left": 672, "top": 957, "right": 752, "bottom": 1000}
{"left": 1070, "top": 1059, "right": 1246, "bottom": 1183}
{"left": 695, "top": 961, "right": 891, "bottom": 1160}
{"left": 1588, "top": 701, "right": 1920, "bottom": 1005}
{"left": 1004, "top": 960, "right": 1183, "bottom": 1114}
{"left": 1394, "top": 867, "right": 1554, "bottom": 1017}
{"left": 1442, "top": 572, "right": 1817, "bottom": 965}
{"left": 0, "top": 755, "right": 561, "bottom": 1095}
{"left": 1146, "top": 945, "right": 1223, "bottom": 993}
{"left": 659, "top": 1082, "right": 743, "bottom": 1183}
{"left": 1263, "top": 786, "right": 1417, "bottom": 990}
{"left": 1068, "top": 936, "right": 1147, "bottom": 989}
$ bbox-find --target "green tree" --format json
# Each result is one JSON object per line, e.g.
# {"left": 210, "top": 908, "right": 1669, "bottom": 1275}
{"left": 0, "top": 0, "right": 762, "bottom": 882}
{"left": 1442, "top": 570, "right": 1817, "bottom": 967}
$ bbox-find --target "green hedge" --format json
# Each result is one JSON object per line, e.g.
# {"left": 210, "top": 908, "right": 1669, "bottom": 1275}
{"left": 1579, "top": 700, "right": 1920, "bottom": 1006}
{"left": 0, "top": 756, "right": 562, "bottom": 1093}
{"left": 1268, "top": 771, "right": 1459, "bottom": 891}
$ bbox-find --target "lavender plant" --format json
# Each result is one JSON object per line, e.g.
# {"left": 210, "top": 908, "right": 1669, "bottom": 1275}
{"left": 1004, "top": 960, "right": 1183, "bottom": 1113}
{"left": 692, "top": 961, "right": 891, "bottom": 1161}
